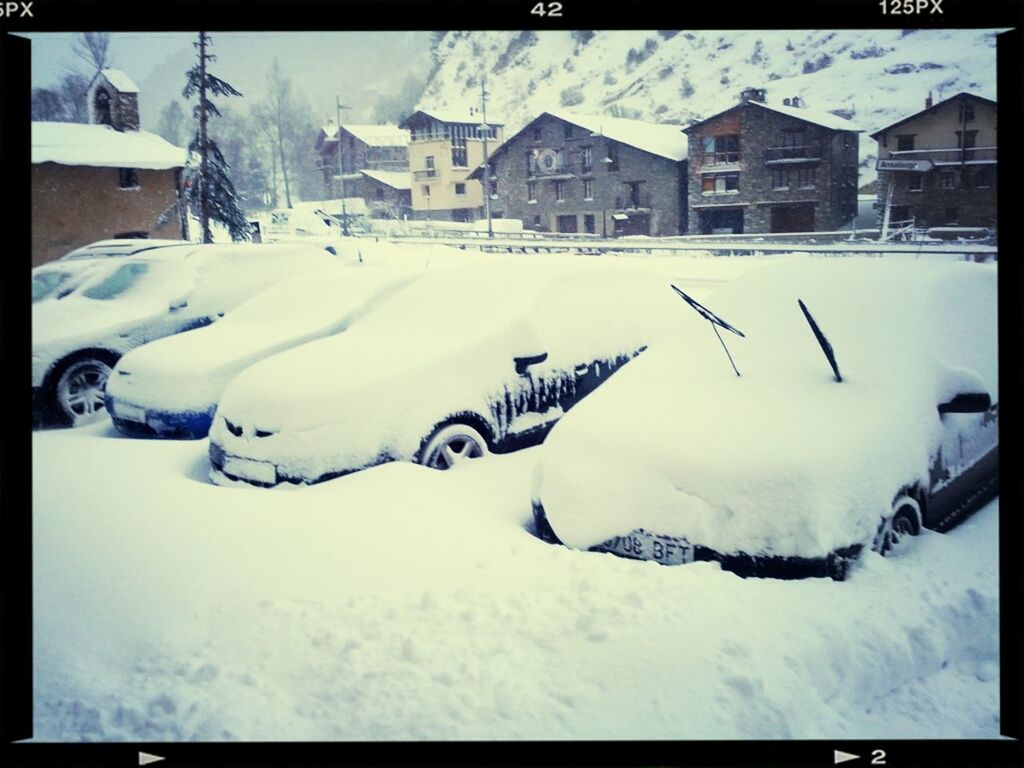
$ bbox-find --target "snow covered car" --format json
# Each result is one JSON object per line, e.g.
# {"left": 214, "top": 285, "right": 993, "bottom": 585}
{"left": 532, "top": 259, "right": 998, "bottom": 581}
{"left": 208, "top": 262, "right": 685, "bottom": 487}
{"left": 105, "top": 265, "right": 418, "bottom": 438}
{"left": 32, "top": 243, "right": 340, "bottom": 427}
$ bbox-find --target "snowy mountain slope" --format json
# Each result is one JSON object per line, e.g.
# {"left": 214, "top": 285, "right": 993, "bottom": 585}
{"left": 419, "top": 29, "right": 1000, "bottom": 186}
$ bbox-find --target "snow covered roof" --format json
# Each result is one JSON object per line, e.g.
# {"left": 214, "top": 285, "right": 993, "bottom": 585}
{"left": 546, "top": 110, "right": 688, "bottom": 161}
{"left": 686, "top": 98, "right": 863, "bottom": 134}
{"left": 321, "top": 124, "right": 409, "bottom": 147}
{"left": 97, "top": 69, "right": 139, "bottom": 94}
{"left": 32, "top": 122, "right": 187, "bottom": 170}
{"left": 400, "top": 109, "right": 505, "bottom": 128}
{"left": 868, "top": 91, "right": 996, "bottom": 139}
{"left": 360, "top": 170, "right": 412, "bottom": 190}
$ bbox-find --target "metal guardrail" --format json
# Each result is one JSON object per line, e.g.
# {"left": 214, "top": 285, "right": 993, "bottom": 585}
{"left": 887, "top": 147, "right": 998, "bottom": 164}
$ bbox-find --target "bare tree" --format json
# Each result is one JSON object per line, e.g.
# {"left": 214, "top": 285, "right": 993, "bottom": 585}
{"left": 263, "top": 59, "right": 294, "bottom": 208}
{"left": 72, "top": 32, "right": 111, "bottom": 75}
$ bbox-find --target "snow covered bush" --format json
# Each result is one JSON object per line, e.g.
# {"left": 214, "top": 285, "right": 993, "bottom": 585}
{"left": 560, "top": 86, "right": 584, "bottom": 107}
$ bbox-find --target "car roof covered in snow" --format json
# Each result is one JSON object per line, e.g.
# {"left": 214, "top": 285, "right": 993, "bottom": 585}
{"left": 537, "top": 259, "right": 997, "bottom": 558}
{"left": 58, "top": 239, "right": 193, "bottom": 261}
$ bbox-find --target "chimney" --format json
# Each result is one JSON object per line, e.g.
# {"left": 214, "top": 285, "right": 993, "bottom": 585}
{"left": 791, "top": 96, "right": 803, "bottom": 108}
{"left": 925, "top": 91, "right": 933, "bottom": 109}
{"left": 783, "top": 97, "right": 792, "bottom": 106}
{"left": 88, "top": 70, "right": 141, "bottom": 132}
{"left": 739, "top": 87, "right": 767, "bottom": 104}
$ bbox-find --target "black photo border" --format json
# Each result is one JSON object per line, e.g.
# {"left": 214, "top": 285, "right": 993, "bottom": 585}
{"left": 2, "top": 2, "right": 1022, "bottom": 767}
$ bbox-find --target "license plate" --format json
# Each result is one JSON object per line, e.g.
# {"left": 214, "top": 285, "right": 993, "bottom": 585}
{"left": 223, "top": 455, "right": 276, "bottom": 485}
{"left": 115, "top": 402, "right": 146, "bottom": 423}
{"left": 591, "top": 530, "right": 694, "bottom": 565}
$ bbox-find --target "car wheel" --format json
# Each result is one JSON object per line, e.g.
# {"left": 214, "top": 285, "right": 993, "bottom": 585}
{"left": 420, "top": 423, "right": 489, "bottom": 470}
{"left": 881, "top": 502, "right": 921, "bottom": 555}
{"left": 54, "top": 358, "right": 113, "bottom": 427}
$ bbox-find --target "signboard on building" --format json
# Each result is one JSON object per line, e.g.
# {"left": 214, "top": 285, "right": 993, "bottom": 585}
{"left": 876, "top": 158, "right": 934, "bottom": 172}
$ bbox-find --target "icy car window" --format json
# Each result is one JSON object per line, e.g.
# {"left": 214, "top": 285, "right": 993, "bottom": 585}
{"left": 32, "top": 271, "right": 70, "bottom": 302}
{"left": 81, "top": 262, "right": 151, "bottom": 300}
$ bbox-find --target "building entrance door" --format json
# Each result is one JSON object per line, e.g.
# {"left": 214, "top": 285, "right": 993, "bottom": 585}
{"left": 769, "top": 204, "right": 815, "bottom": 233}
{"left": 557, "top": 214, "right": 578, "bottom": 233}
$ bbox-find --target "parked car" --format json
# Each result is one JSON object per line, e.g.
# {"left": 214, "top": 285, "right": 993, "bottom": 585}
{"left": 208, "top": 262, "right": 687, "bottom": 487}
{"left": 105, "top": 265, "right": 418, "bottom": 438}
{"left": 532, "top": 259, "right": 998, "bottom": 580}
{"left": 32, "top": 243, "right": 340, "bottom": 427}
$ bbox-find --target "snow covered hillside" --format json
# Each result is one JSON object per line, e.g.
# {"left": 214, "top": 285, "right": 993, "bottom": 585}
{"left": 419, "top": 29, "right": 999, "bottom": 186}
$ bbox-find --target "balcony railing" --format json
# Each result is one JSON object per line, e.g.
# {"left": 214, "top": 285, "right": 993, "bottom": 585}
{"left": 887, "top": 147, "right": 998, "bottom": 164}
{"left": 615, "top": 192, "right": 652, "bottom": 210}
{"left": 701, "top": 151, "right": 741, "bottom": 166}
{"left": 764, "top": 145, "right": 822, "bottom": 163}
{"left": 413, "top": 168, "right": 438, "bottom": 180}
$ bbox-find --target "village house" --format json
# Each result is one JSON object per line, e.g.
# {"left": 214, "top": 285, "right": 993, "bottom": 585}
{"left": 31, "top": 69, "right": 188, "bottom": 266}
{"left": 683, "top": 88, "right": 861, "bottom": 235}
{"left": 398, "top": 109, "right": 505, "bottom": 222}
{"left": 358, "top": 170, "right": 413, "bottom": 219}
{"left": 871, "top": 91, "right": 997, "bottom": 231}
{"left": 314, "top": 123, "right": 410, "bottom": 199}
{"left": 471, "top": 110, "right": 688, "bottom": 237}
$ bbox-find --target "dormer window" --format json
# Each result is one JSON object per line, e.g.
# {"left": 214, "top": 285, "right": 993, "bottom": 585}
{"left": 118, "top": 168, "right": 139, "bottom": 189}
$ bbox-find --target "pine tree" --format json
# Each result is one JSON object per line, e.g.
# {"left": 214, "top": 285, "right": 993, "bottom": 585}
{"left": 182, "top": 32, "right": 251, "bottom": 242}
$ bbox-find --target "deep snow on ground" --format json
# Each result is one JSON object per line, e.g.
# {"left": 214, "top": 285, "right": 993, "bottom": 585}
{"left": 30, "top": 247, "right": 1000, "bottom": 741}
{"left": 32, "top": 427, "right": 999, "bottom": 741}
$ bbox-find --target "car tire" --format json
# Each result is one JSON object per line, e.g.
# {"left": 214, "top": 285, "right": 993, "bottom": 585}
{"left": 419, "top": 423, "right": 490, "bottom": 470}
{"left": 880, "top": 501, "right": 922, "bottom": 556}
{"left": 53, "top": 357, "right": 114, "bottom": 427}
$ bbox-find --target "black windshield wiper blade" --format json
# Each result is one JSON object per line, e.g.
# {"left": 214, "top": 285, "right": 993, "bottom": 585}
{"left": 671, "top": 284, "right": 745, "bottom": 377}
{"left": 798, "top": 298, "right": 842, "bottom": 383}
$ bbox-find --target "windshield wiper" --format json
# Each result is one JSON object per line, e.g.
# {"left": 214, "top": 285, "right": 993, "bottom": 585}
{"left": 798, "top": 299, "right": 842, "bottom": 383}
{"left": 671, "top": 284, "right": 745, "bottom": 377}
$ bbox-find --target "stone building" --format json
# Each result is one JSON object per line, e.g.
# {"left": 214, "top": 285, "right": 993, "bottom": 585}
{"left": 315, "top": 123, "right": 409, "bottom": 198}
{"left": 871, "top": 91, "right": 997, "bottom": 231}
{"left": 31, "top": 70, "right": 188, "bottom": 266}
{"left": 472, "top": 110, "right": 687, "bottom": 236}
{"left": 684, "top": 88, "right": 861, "bottom": 234}
{"left": 359, "top": 170, "right": 413, "bottom": 219}
{"left": 398, "top": 109, "right": 504, "bottom": 222}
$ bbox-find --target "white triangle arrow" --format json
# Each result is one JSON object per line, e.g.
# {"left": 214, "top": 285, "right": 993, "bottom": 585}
{"left": 834, "top": 749, "right": 860, "bottom": 765}
{"left": 139, "top": 753, "right": 165, "bottom": 766}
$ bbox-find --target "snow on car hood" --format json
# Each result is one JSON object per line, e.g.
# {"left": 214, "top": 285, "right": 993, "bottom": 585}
{"left": 536, "top": 259, "right": 998, "bottom": 558}
{"left": 107, "top": 265, "right": 417, "bottom": 413}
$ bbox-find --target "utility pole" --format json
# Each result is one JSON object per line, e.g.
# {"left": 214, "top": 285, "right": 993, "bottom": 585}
{"left": 480, "top": 77, "right": 493, "bottom": 238}
{"left": 335, "top": 95, "right": 351, "bottom": 237}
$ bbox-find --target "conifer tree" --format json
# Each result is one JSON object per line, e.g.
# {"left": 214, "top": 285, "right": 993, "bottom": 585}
{"left": 182, "top": 32, "right": 250, "bottom": 242}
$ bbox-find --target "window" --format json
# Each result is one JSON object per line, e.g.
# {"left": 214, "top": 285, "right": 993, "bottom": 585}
{"left": 489, "top": 180, "right": 497, "bottom": 197}
{"left": 626, "top": 181, "right": 641, "bottom": 207}
{"left": 118, "top": 168, "right": 139, "bottom": 189}
{"left": 944, "top": 208, "right": 958, "bottom": 224}
{"left": 584, "top": 214, "right": 596, "bottom": 234}
{"left": 606, "top": 144, "right": 619, "bottom": 171}
{"left": 702, "top": 134, "right": 740, "bottom": 164}
{"left": 527, "top": 181, "right": 537, "bottom": 202}
{"left": 533, "top": 126, "right": 542, "bottom": 142}
{"left": 939, "top": 173, "right": 956, "bottom": 190}
{"left": 702, "top": 173, "right": 740, "bottom": 194}
{"left": 82, "top": 262, "right": 150, "bottom": 300}
{"left": 956, "top": 130, "right": 978, "bottom": 149}
{"left": 422, "top": 184, "right": 431, "bottom": 197}
{"left": 959, "top": 102, "right": 975, "bottom": 122}
{"left": 454, "top": 182, "right": 466, "bottom": 195}
{"left": 781, "top": 130, "right": 804, "bottom": 148}
{"left": 583, "top": 179, "right": 593, "bottom": 200}
{"left": 581, "top": 147, "right": 593, "bottom": 173}
{"left": 533, "top": 215, "right": 542, "bottom": 229}
{"left": 795, "top": 167, "right": 816, "bottom": 188}
{"left": 771, "top": 169, "right": 790, "bottom": 189}
{"left": 896, "top": 135, "right": 915, "bottom": 152}
{"left": 375, "top": 188, "right": 385, "bottom": 201}
{"left": 974, "top": 168, "right": 993, "bottom": 189}
{"left": 425, "top": 156, "right": 436, "bottom": 177}
{"left": 564, "top": 123, "right": 573, "bottom": 139}
{"left": 907, "top": 173, "right": 923, "bottom": 192}
{"left": 555, "top": 181, "right": 565, "bottom": 202}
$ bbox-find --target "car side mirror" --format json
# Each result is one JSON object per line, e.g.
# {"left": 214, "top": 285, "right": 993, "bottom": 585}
{"left": 514, "top": 352, "right": 548, "bottom": 376}
{"left": 938, "top": 392, "right": 991, "bottom": 415}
